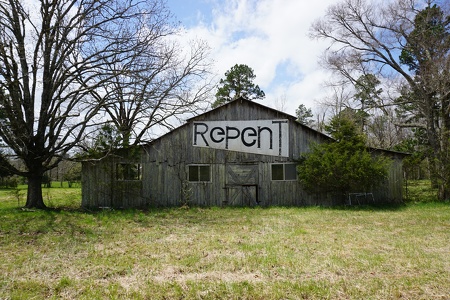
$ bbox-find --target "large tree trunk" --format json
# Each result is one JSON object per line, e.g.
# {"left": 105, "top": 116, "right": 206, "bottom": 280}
{"left": 438, "top": 182, "right": 450, "bottom": 201}
{"left": 438, "top": 98, "right": 450, "bottom": 201}
{"left": 423, "top": 93, "right": 443, "bottom": 194}
{"left": 25, "top": 174, "right": 46, "bottom": 209}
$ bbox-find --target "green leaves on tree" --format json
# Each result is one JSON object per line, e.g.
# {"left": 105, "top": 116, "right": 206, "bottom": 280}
{"left": 212, "top": 64, "right": 265, "bottom": 108}
{"left": 298, "top": 116, "right": 390, "bottom": 198}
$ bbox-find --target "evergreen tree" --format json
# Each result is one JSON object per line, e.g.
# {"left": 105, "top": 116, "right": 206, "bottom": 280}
{"left": 298, "top": 116, "right": 390, "bottom": 200}
{"left": 295, "top": 104, "right": 314, "bottom": 126}
{"left": 212, "top": 64, "right": 265, "bottom": 108}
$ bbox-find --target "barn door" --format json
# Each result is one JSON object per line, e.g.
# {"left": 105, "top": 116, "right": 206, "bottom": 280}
{"left": 225, "top": 164, "right": 259, "bottom": 206}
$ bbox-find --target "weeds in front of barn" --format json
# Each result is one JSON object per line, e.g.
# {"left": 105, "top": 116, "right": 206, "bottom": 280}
{"left": 0, "top": 182, "right": 449, "bottom": 299}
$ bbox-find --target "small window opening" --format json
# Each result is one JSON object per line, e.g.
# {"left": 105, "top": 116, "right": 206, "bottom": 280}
{"left": 271, "top": 163, "right": 297, "bottom": 181}
{"left": 188, "top": 165, "right": 211, "bottom": 182}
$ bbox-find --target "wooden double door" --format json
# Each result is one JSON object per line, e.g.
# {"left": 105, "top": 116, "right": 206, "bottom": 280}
{"left": 224, "top": 164, "right": 259, "bottom": 206}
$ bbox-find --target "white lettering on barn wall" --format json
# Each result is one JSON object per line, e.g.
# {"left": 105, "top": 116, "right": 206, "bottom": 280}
{"left": 192, "top": 120, "right": 289, "bottom": 157}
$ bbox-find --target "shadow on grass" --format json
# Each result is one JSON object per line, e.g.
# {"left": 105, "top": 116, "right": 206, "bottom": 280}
{"left": 2, "top": 201, "right": 430, "bottom": 215}
{"left": 0, "top": 207, "right": 98, "bottom": 238}
{"left": 327, "top": 203, "right": 408, "bottom": 212}
{"left": 326, "top": 200, "right": 449, "bottom": 212}
{"left": 1, "top": 203, "right": 448, "bottom": 244}
{"left": 2, "top": 201, "right": 448, "bottom": 237}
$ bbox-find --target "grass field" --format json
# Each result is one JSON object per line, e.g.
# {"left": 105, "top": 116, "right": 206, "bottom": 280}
{"left": 0, "top": 183, "right": 449, "bottom": 299}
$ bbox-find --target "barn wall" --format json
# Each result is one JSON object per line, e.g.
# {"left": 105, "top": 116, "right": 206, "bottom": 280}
{"left": 82, "top": 155, "right": 148, "bottom": 208}
{"left": 140, "top": 100, "right": 335, "bottom": 207}
{"left": 82, "top": 160, "right": 113, "bottom": 208}
{"left": 371, "top": 155, "right": 404, "bottom": 204}
{"left": 82, "top": 99, "right": 405, "bottom": 208}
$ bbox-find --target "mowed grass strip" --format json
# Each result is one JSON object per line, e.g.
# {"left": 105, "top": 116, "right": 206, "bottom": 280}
{"left": 0, "top": 188, "right": 449, "bottom": 299}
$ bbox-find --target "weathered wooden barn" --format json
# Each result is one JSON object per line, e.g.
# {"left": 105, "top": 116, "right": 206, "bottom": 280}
{"left": 81, "top": 98, "right": 405, "bottom": 208}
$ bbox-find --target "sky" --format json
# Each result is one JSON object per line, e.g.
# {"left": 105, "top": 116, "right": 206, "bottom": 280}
{"left": 166, "top": 0, "right": 340, "bottom": 117}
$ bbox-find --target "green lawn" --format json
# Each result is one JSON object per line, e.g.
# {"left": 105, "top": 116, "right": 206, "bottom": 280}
{"left": 0, "top": 183, "right": 449, "bottom": 299}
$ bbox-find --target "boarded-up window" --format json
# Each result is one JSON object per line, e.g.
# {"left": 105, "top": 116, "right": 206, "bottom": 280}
{"left": 116, "top": 163, "right": 142, "bottom": 181}
{"left": 271, "top": 163, "right": 297, "bottom": 181}
{"left": 285, "top": 164, "right": 297, "bottom": 180}
{"left": 188, "top": 165, "right": 211, "bottom": 182}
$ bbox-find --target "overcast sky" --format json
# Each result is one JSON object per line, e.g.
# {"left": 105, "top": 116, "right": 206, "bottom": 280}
{"left": 166, "top": 0, "right": 340, "bottom": 116}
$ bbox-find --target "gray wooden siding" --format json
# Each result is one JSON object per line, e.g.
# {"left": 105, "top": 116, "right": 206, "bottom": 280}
{"left": 371, "top": 156, "right": 404, "bottom": 204}
{"left": 82, "top": 99, "right": 404, "bottom": 208}
{"left": 82, "top": 157, "right": 147, "bottom": 208}
{"left": 82, "top": 160, "right": 113, "bottom": 208}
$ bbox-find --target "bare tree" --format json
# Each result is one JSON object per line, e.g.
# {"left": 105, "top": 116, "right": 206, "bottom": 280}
{"left": 311, "top": 0, "right": 450, "bottom": 200}
{"left": 97, "top": 39, "right": 213, "bottom": 147}
{"left": 317, "top": 82, "right": 353, "bottom": 118}
{"left": 274, "top": 93, "right": 287, "bottom": 112}
{"left": 366, "top": 110, "right": 413, "bottom": 149}
{"left": 0, "top": 0, "right": 183, "bottom": 208}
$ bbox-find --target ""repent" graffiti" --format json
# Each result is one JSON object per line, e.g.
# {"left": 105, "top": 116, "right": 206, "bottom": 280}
{"left": 192, "top": 120, "right": 289, "bottom": 157}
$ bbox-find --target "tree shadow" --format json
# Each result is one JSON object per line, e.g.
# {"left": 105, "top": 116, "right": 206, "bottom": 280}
{"left": 327, "top": 203, "right": 408, "bottom": 212}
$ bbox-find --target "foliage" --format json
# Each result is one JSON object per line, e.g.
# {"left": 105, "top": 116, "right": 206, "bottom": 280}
{"left": 295, "top": 104, "right": 314, "bottom": 126}
{"left": 353, "top": 74, "right": 382, "bottom": 107}
{"left": 0, "top": 176, "right": 18, "bottom": 188}
{"left": 352, "top": 74, "right": 382, "bottom": 132}
{"left": 0, "top": 154, "right": 11, "bottom": 178}
{"left": 405, "top": 180, "right": 440, "bottom": 203}
{"left": 85, "top": 124, "right": 123, "bottom": 157}
{"left": 212, "top": 64, "right": 265, "bottom": 108}
{"left": 336, "top": 107, "right": 369, "bottom": 132}
{"left": 399, "top": 4, "right": 450, "bottom": 72}
{"left": 311, "top": 0, "right": 450, "bottom": 200}
{"left": 63, "top": 163, "right": 82, "bottom": 187}
{"left": 298, "top": 116, "right": 390, "bottom": 197}
{"left": 393, "top": 131, "right": 429, "bottom": 180}
{"left": 398, "top": 4, "right": 450, "bottom": 198}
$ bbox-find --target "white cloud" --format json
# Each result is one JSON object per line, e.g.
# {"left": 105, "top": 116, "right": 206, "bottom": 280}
{"left": 175, "top": 0, "right": 339, "bottom": 115}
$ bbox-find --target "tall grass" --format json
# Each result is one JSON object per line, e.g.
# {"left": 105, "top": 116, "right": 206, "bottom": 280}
{"left": 405, "top": 179, "right": 441, "bottom": 203}
{"left": 0, "top": 184, "right": 449, "bottom": 299}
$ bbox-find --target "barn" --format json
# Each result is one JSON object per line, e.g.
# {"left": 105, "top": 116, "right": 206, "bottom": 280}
{"left": 81, "top": 97, "right": 405, "bottom": 208}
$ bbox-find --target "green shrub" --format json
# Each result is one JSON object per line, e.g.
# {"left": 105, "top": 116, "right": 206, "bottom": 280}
{"left": 298, "top": 116, "right": 390, "bottom": 199}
